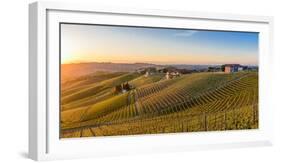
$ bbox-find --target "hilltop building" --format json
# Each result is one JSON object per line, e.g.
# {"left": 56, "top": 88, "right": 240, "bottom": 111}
{"left": 166, "top": 71, "right": 181, "bottom": 79}
{"left": 224, "top": 64, "right": 244, "bottom": 73}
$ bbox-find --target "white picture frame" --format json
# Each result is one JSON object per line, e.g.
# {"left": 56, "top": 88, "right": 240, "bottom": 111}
{"left": 29, "top": 1, "right": 274, "bottom": 161}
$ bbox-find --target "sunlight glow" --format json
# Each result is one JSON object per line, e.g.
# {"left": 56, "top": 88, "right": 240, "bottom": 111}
{"left": 61, "top": 24, "right": 258, "bottom": 65}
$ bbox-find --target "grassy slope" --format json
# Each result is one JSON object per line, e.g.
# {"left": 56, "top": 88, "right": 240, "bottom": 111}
{"left": 61, "top": 72, "right": 126, "bottom": 95}
{"left": 130, "top": 73, "right": 165, "bottom": 88}
{"left": 61, "top": 93, "right": 129, "bottom": 123}
{"left": 61, "top": 72, "right": 141, "bottom": 106}
{"left": 61, "top": 72, "right": 142, "bottom": 125}
{"left": 61, "top": 72, "right": 258, "bottom": 137}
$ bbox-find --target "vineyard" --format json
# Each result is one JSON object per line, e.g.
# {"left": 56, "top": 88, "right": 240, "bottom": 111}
{"left": 60, "top": 71, "right": 258, "bottom": 138}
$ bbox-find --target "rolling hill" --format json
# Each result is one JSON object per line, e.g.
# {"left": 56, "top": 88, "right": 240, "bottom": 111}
{"left": 60, "top": 68, "right": 258, "bottom": 138}
{"left": 61, "top": 62, "right": 156, "bottom": 83}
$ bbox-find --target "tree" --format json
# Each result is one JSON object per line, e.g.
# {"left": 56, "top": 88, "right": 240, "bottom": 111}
{"left": 221, "top": 65, "right": 226, "bottom": 72}
{"left": 123, "top": 82, "right": 131, "bottom": 91}
{"left": 115, "top": 85, "right": 122, "bottom": 94}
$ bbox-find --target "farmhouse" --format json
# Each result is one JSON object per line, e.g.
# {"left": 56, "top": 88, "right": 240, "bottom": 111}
{"left": 224, "top": 64, "right": 244, "bottom": 73}
{"left": 166, "top": 71, "right": 181, "bottom": 79}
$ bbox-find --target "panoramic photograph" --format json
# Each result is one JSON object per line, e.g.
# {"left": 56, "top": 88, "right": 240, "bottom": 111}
{"left": 60, "top": 23, "right": 259, "bottom": 138}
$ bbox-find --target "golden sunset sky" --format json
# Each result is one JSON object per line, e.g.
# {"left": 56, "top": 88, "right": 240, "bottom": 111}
{"left": 61, "top": 24, "right": 258, "bottom": 65}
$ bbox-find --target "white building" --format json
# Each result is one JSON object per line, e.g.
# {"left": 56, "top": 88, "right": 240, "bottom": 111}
{"left": 166, "top": 71, "right": 180, "bottom": 79}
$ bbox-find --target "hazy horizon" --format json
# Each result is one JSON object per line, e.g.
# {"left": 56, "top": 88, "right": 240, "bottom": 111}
{"left": 61, "top": 24, "right": 259, "bottom": 65}
{"left": 61, "top": 61, "right": 258, "bottom": 66}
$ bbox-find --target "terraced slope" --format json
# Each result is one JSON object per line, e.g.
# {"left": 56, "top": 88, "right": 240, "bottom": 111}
{"left": 61, "top": 72, "right": 258, "bottom": 138}
{"left": 61, "top": 72, "right": 141, "bottom": 111}
{"left": 130, "top": 73, "right": 165, "bottom": 88}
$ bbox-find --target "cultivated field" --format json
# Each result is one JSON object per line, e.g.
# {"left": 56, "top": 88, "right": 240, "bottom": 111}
{"left": 60, "top": 68, "right": 258, "bottom": 138}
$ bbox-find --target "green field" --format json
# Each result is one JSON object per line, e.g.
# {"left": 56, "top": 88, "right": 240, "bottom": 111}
{"left": 60, "top": 70, "right": 258, "bottom": 138}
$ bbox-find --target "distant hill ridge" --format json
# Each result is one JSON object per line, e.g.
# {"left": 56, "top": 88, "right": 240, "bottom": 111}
{"left": 61, "top": 62, "right": 257, "bottom": 82}
{"left": 61, "top": 62, "right": 156, "bottom": 82}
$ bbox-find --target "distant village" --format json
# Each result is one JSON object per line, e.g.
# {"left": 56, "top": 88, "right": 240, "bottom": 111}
{"left": 114, "top": 64, "right": 258, "bottom": 94}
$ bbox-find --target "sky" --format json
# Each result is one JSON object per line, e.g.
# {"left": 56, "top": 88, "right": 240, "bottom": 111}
{"left": 61, "top": 23, "right": 259, "bottom": 65}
